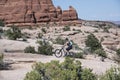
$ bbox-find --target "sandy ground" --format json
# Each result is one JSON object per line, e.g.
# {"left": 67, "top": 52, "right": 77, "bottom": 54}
{"left": 0, "top": 52, "right": 118, "bottom": 80}
{"left": 0, "top": 26, "right": 120, "bottom": 80}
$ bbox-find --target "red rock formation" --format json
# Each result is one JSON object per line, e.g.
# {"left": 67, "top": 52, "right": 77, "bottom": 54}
{"left": 0, "top": 0, "right": 79, "bottom": 26}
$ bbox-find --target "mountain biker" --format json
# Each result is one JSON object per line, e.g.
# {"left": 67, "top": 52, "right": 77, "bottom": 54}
{"left": 65, "top": 38, "right": 73, "bottom": 56}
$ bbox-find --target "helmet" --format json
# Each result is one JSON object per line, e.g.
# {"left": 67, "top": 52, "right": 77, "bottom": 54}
{"left": 65, "top": 38, "right": 69, "bottom": 41}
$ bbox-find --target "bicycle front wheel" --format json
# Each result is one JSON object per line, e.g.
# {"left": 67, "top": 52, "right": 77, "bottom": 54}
{"left": 54, "top": 49, "right": 62, "bottom": 58}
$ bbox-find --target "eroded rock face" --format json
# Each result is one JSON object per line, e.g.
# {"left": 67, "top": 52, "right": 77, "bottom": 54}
{"left": 0, "top": 0, "right": 79, "bottom": 26}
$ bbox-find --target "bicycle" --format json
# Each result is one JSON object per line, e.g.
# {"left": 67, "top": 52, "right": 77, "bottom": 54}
{"left": 54, "top": 45, "right": 74, "bottom": 58}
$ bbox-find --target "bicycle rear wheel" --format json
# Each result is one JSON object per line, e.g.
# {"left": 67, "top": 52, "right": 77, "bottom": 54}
{"left": 69, "top": 52, "right": 75, "bottom": 58}
{"left": 54, "top": 49, "right": 62, "bottom": 58}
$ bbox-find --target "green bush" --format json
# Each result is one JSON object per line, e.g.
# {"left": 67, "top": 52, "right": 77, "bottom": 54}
{"left": 74, "top": 52, "right": 84, "bottom": 58}
{"left": 100, "top": 67, "right": 120, "bottom": 80}
{"left": 94, "top": 30, "right": 98, "bottom": 33}
{"left": 37, "top": 33, "right": 43, "bottom": 38}
{"left": 94, "top": 49, "right": 107, "bottom": 58}
{"left": 0, "top": 28, "right": 3, "bottom": 38}
{"left": 41, "top": 28, "right": 46, "bottom": 33}
{"left": 0, "top": 53, "right": 4, "bottom": 69}
{"left": 0, "top": 28, "right": 3, "bottom": 33}
{"left": 37, "top": 41, "right": 53, "bottom": 55}
{"left": 24, "top": 46, "right": 36, "bottom": 53}
{"left": 5, "top": 25, "right": 22, "bottom": 40}
{"left": 116, "top": 48, "right": 120, "bottom": 55}
{"left": 103, "top": 27, "right": 109, "bottom": 33}
{"left": 0, "top": 20, "right": 5, "bottom": 27}
{"left": 24, "top": 70, "right": 42, "bottom": 80}
{"left": 85, "top": 33, "right": 102, "bottom": 52}
{"left": 81, "top": 68, "right": 97, "bottom": 80}
{"left": 0, "top": 53, "right": 3, "bottom": 62}
{"left": 25, "top": 57, "right": 97, "bottom": 80}
{"left": 55, "top": 37, "right": 66, "bottom": 45}
{"left": 73, "top": 29, "right": 82, "bottom": 33}
{"left": 63, "top": 26, "right": 70, "bottom": 31}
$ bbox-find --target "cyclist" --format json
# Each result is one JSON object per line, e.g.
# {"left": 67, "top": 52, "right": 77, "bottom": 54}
{"left": 65, "top": 38, "right": 73, "bottom": 56}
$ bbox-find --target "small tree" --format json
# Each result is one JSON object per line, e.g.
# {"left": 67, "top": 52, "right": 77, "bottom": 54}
{"left": 5, "top": 25, "right": 22, "bottom": 40}
{"left": 85, "top": 33, "right": 102, "bottom": 52}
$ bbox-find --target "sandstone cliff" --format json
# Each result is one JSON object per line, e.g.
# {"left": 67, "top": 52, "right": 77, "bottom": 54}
{"left": 0, "top": 0, "right": 79, "bottom": 26}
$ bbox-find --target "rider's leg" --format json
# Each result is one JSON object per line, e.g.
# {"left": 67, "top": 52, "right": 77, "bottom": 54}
{"left": 65, "top": 46, "right": 71, "bottom": 56}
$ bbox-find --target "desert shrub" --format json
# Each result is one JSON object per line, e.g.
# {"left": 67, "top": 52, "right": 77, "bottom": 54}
{"left": 41, "top": 28, "right": 46, "bottom": 33}
{"left": 73, "top": 28, "right": 76, "bottom": 31}
{"left": 85, "top": 33, "right": 102, "bottom": 52}
{"left": 81, "top": 68, "right": 97, "bottom": 80}
{"left": 94, "top": 30, "right": 98, "bottom": 33}
{"left": 0, "top": 53, "right": 4, "bottom": 69}
{"left": 37, "top": 33, "right": 43, "bottom": 38}
{"left": 0, "top": 28, "right": 3, "bottom": 33}
{"left": 84, "top": 31, "right": 90, "bottom": 33}
{"left": 73, "top": 28, "right": 82, "bottom": 32}
{"left": 0, "top": 53, "right": 3, "bottom": 62}
{"left": 55, "top": 37, "right": 66, "bottom": 45}
{"left": 116, "top": 48, "right": 120, "bottom": 55}
{"left": 74, "top": 52, "right": 84, "bottom": 58}
{"left": 0, "top": 20, "right": 4, "bottom": 27}
{"left": 63, "top": 26, "right": 70, "bottom": 31}
{"left": 25, "top": 57, "right": 97, "bottom": 80}
{"left": 28, "top": 26, "right": 33, "bottom": 30}
{"left": 24, "top": 70, "right": 42, "bottom": 80}
{"left": 103, "top": 27, "right": 109, "bottom": 33}
{"left": 100, "top": 67, "right": 120, "bottom": 80}
{"left": 0, "top": 28, "right": 3, "bottom": 38}
{"left": 24, "top": 46, "right": 36, "bottom": 53}
{"left": 100, "top": 37, "right": 104, "bottom": 43}
{"left": 4, "top": 25, "right": 22, "bottom": 40}
{"left": 94, "top": 49, "right": 107, "bottom": 58}
{"left": 37, "top": 41, "right": 53, "bottom": 55}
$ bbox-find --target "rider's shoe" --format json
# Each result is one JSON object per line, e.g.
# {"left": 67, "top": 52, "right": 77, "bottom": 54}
{"left": 64, "top": 52, "right": 67, "bottom": 57}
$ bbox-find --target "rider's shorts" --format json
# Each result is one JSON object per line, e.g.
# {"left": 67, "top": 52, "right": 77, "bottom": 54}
{"left": 66, "top": 45, "right": 72, "bottom": 51}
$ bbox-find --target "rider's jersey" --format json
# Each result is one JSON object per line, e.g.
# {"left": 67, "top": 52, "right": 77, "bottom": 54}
{"left": 67, "top": 41, "right": 73, "bottom": 46}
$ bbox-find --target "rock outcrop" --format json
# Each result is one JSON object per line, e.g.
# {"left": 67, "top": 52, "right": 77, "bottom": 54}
{"left": 0, "top": 0, "right": 79, "bottom": 26}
